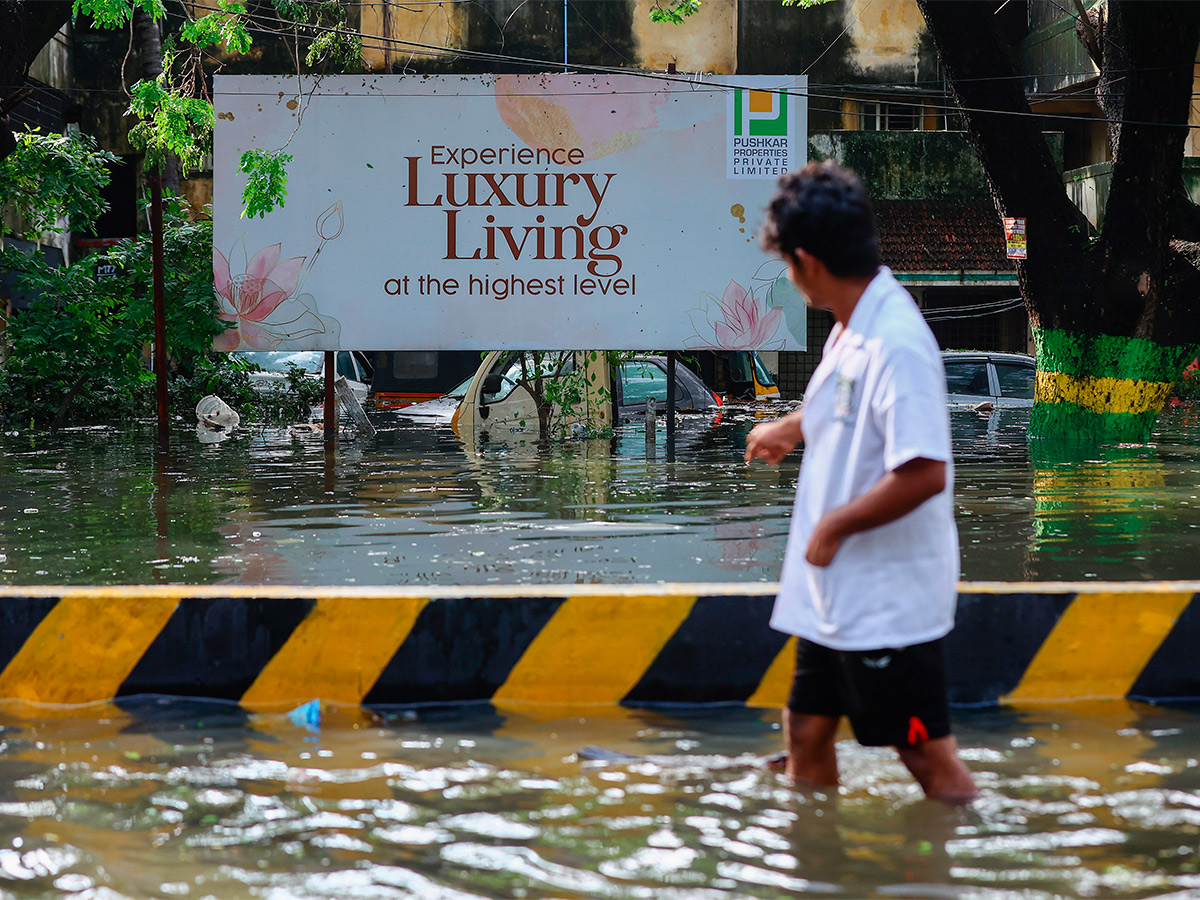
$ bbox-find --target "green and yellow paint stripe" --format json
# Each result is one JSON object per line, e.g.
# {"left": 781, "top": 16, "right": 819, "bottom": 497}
{"left": 1031, "top": 327, "right": 1195, "bottom": 441}
{"left": 0, "top": 583, "right": 1196, "bottom": 710}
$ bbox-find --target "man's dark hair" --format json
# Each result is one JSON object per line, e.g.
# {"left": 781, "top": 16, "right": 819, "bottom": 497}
{"left": 760, "top": 161, "right": 881, "bottom": 278}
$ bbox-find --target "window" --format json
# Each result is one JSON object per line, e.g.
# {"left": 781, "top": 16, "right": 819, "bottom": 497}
{"left": 482, "top": 351, "right": 575, "bottom": 403}
{"left": 391, "top": 351, "right": 439, "bottom": 380}
{"left": 336, "top": 351, "right": 358, "bottom": 381}
{"left": 619, "top": 361, "right": 668, "bottom": 406}
{"left": 944, "top": 361, "right": 990, "bottom": 396}
{"left": 995, "top": 362, "right": 1036, "bottom": 400}
{"left": 858, "top": 100, "right": 918, "bottom": 132}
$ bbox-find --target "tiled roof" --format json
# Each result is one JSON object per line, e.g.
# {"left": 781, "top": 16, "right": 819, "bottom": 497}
{"left": 874, "top": 199, "right": 1016, "bottom": 272}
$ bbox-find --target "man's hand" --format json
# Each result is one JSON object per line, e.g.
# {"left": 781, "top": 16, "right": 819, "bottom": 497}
{"left": 744, "top": 410, "right": 804, "bottom": 465}
{"left": 805, "top": 513, "right": 844, "bottom": 566}
{"left": 803, "top": 457, "right": 946, "bottom": 567}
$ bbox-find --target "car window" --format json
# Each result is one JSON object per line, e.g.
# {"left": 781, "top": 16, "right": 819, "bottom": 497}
{"left": 995, "top": 362, "right": 1035, "bottom": 400}
{"left": 944, "top": 361, "right": 991, "bottom": 396}
{"left": 234, "top": 351, "right": 322, "bottom": 373}
{"left": 620, "top": 361, "right": 668, "bottom": 405}
{"left": 751, "top": 352, "right": 777, "bottom": 388}
{"left": 336, "top": 351, "right": 358, "bottom": 381}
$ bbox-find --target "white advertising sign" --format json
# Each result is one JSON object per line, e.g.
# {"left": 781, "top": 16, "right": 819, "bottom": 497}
{"left": 213, "top": 74, "right": 807, "bottom": 351}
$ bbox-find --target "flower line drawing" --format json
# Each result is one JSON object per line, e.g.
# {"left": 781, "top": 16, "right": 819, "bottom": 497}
{"left": 213, "top": 201, "right": 344, "bottom": 351}
{"left": 685, "top": 279, "right": 785, "bottom": 351}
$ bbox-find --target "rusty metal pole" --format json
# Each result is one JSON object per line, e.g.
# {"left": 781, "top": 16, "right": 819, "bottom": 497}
{"left": 151, "top": 171, "right": 169, "bottom": 451}
{"left": 666, "top": 350, "right": 677, "bottom": 462}
{"left": 324, "top": 350, "right": 336, "bottom": 449}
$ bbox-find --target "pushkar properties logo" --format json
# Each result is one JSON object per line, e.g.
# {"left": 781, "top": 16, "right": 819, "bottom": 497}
{"left": 727, "top": 83, "right": 797, "bottom": 179}
{"left": 734, "top": 88, "right": 788, "bottom": 137}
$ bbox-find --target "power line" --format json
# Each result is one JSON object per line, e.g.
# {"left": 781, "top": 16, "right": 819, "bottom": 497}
{"left": 58, "top": 0, "right": 1200, "bottom": 133}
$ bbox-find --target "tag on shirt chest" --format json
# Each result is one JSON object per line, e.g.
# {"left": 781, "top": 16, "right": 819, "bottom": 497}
{"left": 832, "top": 348, "right": 869, "bottom": 422}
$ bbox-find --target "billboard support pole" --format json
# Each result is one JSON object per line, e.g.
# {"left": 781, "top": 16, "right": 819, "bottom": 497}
{"left": 666, "top": 350, "right": 677, "bottom": 462}
{"left": 324, "top": 351, "right": 336, "bottom": 449}
{"left": 151, "top": 171, "right": 169, "bottom": 452}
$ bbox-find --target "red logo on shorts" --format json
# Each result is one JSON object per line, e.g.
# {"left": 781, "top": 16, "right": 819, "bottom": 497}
{"left": 907, "top": 716, "right": 929, "bottom": 744}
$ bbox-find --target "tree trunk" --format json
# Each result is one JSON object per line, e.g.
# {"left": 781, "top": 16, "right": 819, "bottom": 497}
{"left": 132, "top": 7, "right": 181, "bottom": 193}
{"left": 917, "top": 0, "right": 1200, "bottom": 444}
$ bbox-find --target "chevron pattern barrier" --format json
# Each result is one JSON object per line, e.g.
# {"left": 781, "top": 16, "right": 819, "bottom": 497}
{"left": 0, "top": 583, "right": 1196, "bottom": 709}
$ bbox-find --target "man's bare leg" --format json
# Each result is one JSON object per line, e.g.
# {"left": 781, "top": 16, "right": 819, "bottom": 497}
{"left": 896, "top": 735, "right": 977, "bottom": 803}
{"left": 783, "top": 708, "right": 840, "bottom": 786}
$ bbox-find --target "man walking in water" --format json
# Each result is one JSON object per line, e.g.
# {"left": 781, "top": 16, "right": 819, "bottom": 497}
{"left": 745, "top": 162, "right": 976, "bottom": 802}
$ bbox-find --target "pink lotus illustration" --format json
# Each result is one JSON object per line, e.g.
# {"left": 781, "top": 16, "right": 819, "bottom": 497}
{"left": 686, "top": 280, "right": 784, "bottom": 350}
{"left": 213, "top": 244, "right": 306, "bottom": 350}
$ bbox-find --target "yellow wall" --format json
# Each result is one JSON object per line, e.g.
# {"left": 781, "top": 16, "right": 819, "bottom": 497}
{"left": 631, "top": 0, "right": 736, "bottom": 74}
{"left": 360, "top": 1, "right": 467, "bottom": 71}
{"left": 846, "top": 0, "right": 925, "bottom": 74}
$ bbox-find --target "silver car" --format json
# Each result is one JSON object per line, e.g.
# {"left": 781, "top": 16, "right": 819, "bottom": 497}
{"left": 943, "top": 351, "right": 1036, "bottom": 408}
{"left": 232, "top": 350, "right": 373, "bottom": 403}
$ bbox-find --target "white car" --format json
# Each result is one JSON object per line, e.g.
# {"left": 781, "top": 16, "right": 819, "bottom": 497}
{"left": 943, "top": 351, "right": 1035, "bottom": 408}
{"left": 232, "top": 350, "right": 373, "bottom": 404}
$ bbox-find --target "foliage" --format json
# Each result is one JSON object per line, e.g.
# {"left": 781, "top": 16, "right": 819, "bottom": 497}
{"left": 0, "top": 106, "right": 333, "bottom": 430}
{"left": 180, "top": 0, "right": 252, "bottom": 54}
{"left": 167, "top": 352, "right": 257, "bottom": 414}
{"left": 0, "top": 130, "right": 117, "bottom": 239}
{"left": 104, "top": 201, "right": 228, "bottom": 364}
{"left": 648, "top": 0, "right": 702, "bottom": 25}
{"left": 238, "top": 149, "right": 293, "bottom": 219}
{"left": 0, "top": 247, "right": 154, "bottom": 429}
{"left": 256, "top": 363, "right": 325, "bottom": 423}
{"left": 649, "top": 0, "right": 828, "bottom": 24}
{"left": 1173, "top": 362, "right": 1200, "bottom": 401}
{"left": 125, "top": 56, "right": 214, "bottom": 174}
{"left": 106, "top": 0, "right": 362, "bottom": 215}
{"left": 500, "top": 350, "right": 632, "bottom": 441}
{"left": 72, "top": 0, "right": 165, "bottom": 29}
{"left": 0, "top": 199, "right": 227, "bottom": 429}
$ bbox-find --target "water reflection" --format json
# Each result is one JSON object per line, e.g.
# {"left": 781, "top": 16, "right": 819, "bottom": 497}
{"left": 0, "top": 699, "right": 1197, "bottom": 897}
{"left": 4, "top": 405, "right": 1200, "bottom": 585}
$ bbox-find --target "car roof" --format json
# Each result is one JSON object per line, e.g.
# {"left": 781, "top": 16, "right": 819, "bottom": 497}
{"left": 942, "top": 350, "right": 1034, "bottom": 364}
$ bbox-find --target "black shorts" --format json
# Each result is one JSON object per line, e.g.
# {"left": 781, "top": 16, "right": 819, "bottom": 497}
{"left": 786, "top": 636, "right": 952, "bottom": 748}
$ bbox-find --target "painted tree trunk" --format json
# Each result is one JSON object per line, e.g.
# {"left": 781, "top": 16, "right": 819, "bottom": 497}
{"left": 1031, "top": 328, "right": 1196, "bottom": 444}
{"left": 917, "top": 0, "right": 1200, "bottom": 444}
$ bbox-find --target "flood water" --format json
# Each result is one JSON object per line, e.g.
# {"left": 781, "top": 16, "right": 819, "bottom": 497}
{"left": 3, "top": 402, "right": 1200, "bottom": 586}
{"left": 0, "top": 698, "right": 1199, "bottom": 898}
{"left": 5, "top": 404, "right": 1200, "bottom": 897}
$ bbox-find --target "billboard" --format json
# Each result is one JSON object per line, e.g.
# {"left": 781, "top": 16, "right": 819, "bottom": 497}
{"left": 213, "top": 74, "right": 807, "bottom": 351}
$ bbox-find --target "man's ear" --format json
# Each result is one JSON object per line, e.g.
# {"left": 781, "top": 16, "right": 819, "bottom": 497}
{"left": 793, "top": 248, "right": 817, "bottom": 271}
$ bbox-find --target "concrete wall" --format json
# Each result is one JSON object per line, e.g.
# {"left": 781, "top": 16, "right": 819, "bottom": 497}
{"left": 0, "top": 583, "right": 1196, "bottom": 710}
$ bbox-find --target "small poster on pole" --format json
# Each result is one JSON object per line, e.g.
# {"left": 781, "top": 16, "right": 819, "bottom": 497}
{"left": 1004, "top": 217, "right": 1027, "bottom": 259}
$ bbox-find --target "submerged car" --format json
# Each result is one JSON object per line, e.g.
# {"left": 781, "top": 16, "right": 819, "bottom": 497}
{"left": 942, "top": 351, "right": 1036, "bottom": 408}
{"left": 365, "top": 350, "right": 481, "bottom": 409}
{"left": 393, "top": 374, "right": 473, "bottom": 422}
{"left": 232, "top": 350, "right": 373, "bottom": 403}
{"left": 449, "top": 350, "right": 722, "bottom": 442}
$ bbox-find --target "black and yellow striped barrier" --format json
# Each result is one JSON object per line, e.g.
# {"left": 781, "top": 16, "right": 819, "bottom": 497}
{"left": 0, "top": 583, "right": 1196, "bottom": 710}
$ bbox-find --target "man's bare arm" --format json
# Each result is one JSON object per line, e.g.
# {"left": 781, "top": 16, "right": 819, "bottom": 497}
{"left": 806, "top": 457, "right": 946, "bottom": 567}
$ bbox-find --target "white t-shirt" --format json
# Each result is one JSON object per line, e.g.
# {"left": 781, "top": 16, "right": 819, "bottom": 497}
{"left": 770, "top": 268, "right": 959, "bottom": 651}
